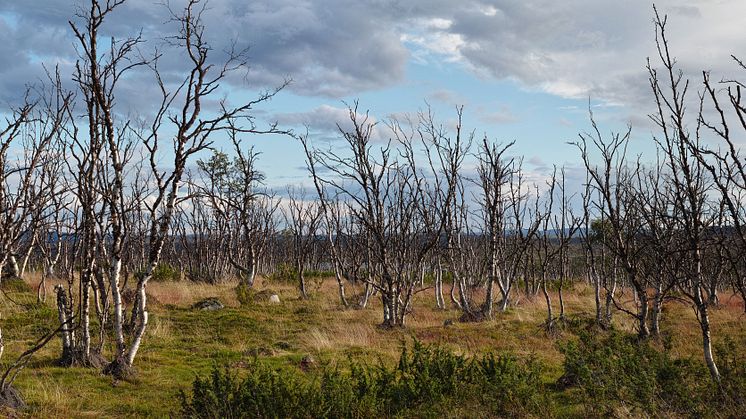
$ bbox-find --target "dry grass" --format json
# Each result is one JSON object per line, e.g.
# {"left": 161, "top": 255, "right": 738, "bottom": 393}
{"left": 146, "top": 279, "right": 241, "bottom": 307}
{"left": 302, "top": 323, "right": 377, "bottom": 351}
{"left": 2, "top": 271, "right": 744, "bottom": 417}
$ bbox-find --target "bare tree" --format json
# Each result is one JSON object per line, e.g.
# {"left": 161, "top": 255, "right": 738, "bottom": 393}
{"left": 197, "top": 139, "right": 280, "bottom": 288}
{"left": 285, "top": 187, "right": 323, "bottom": 299}
{"left": 694, "top": 41, "right": 746, "bottom": 314}
{"left": 68, "top": 0, "right": 144, "bottom": 367}
{"left": 537, "top": 168, "right": 581, "bottom": 331}
{"left": 477, "top": 139, "right": 541, "bottom": 315}
{"left": 573, "top": 113, "right": 658, "bottom": 338}
{"left": 92, "top": 0, "right": 288, "bottom": 377}
{"left": 299, "top": 134, "right": 351, "bottom": 307}
{"left": 418, "top": 107, "right": 470, "bottom": 314}
{"left": 647, "top": 7, "right": 721, "bottom": 381}
{"left": 0, "top": 75, "right": 71, "bottom": 408}
{"left": 309, "top": 105, "right": 451, "bottom": 327}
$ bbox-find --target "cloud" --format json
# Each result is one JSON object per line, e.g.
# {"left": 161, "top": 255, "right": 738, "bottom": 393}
{"left": 427, "top": 89, "right": 468, "bottom": 106}
{"left": 273, "top": 104, "right": 388, "bottom": 143}
{"left": 669, "top": 5, "right": 701, "bottom": 18}
{"left": 396, "top": 1, "right": 746, "bottom": 115}
{"left": 475, "top": 105, "right": 517, "bottom": 124}
{"left": 274, "top": 104, "right": 353, "bottom": 134}
{"left": 0, "top": 0, "right": 410, "bottom": 104}
{"left": 1, "top": 0, "right": 744, "bottom": 118}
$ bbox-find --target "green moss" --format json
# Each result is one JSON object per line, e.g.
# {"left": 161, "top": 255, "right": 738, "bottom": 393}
{"left": 0, "top": 277, "right": 743, "bottom": 417}
{"left": 0, "top": 277, "right": 33, "bottom": 293}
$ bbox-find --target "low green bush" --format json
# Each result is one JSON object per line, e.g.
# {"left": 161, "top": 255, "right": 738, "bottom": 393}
{"left": 235, "top": 283, "right": 252, "bottom": 306}
{"left": 559, "top": 330, "right": 741, "bottom": 417}
{"left": 267, "top": 263, "right": 333, "bottom": 283}
{"left": 235, "top": 285, "right": 279, "bottom": 306}
{"left": 150, "top": 263, "right": 182, "bottom": 282}
{"left": 715, "top": 337, "right": 746, "bottom": 409}
{"left": 0, "top": 277, "right": 32, "bottom": 292}
{"left": 178, "top": 341, "right": 550, "bottom": 418}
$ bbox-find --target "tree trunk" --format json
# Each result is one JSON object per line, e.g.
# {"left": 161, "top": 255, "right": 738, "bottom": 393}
{"left": 19, "top": 238, "right": 35, "bottom": 279}
{"left": 637, "top": 289, "right": 650, "bottom": 339}
{"left": 496, "top": 276, "right": 510, "bottom": 313}
{"left": 449, "top": 278, "right": 461, "bottom": 310}
{"left": 80, "top": 272, "right": 92, "bottom": 359}
{"left": 126, "top": 273, "right": 150, "bottom": 367}
{"left": 37, "top": 275, "right": 46, "bottom": 304}
{"left": 696, "top": 302, "right": 720, "bottom": 383}
{"left": 604, "top": 260, "right": 618, "bottom": 326}
{"left": 558, "top": 276, "right": 566, "bottom": 321}
{"left": 651, "top": 283, "right": 663, "bottom": 337}
{"left": 110, "top": 255, "right": 125, "bottom": 357}
{"left": 298, "top": 262, "right": 308, "bottom": 299}
{"left": 708, "top": 281, "right": 719, "bottom": 306}
{"left": 7, "top": 256, "right": 19, "bottom": 279}
{"left": 55, "top": 285, "right": 73, "bottom": 365}
{"left": 434, "top": 264, "right": 445, "bottom": 310}
{"left": 593, "top": 266, "right": 602, "bottom": 325}
{"left": 358, "top": 282, "right": 372, "bottom": 309}
{"left": 541, "top": 272, "right": 553, "bottom": 328}
{"left": 334, "top": 268, "right": 348, "bottom": 308}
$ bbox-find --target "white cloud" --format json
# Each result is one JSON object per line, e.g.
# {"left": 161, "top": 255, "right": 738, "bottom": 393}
{"left": 1, "top": 0, "right": 744, "bottom": 116}
{"left": 475, "top": 105, "right": 518, "bottom": 125}
{"left": 274, "top": 105, "right": 353, "bottom": 133}
{"left": 274, "top": 104, "right": 387, "bottom": 142}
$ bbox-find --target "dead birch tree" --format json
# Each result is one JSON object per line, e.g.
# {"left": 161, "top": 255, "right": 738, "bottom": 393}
{"left": 309, "top": 105, "right": 451, "bottom": 327}
{"left": 574, "top": 114, "right": 657, "bottom": 338}
{"left": 647, "top": 7, "right": 721, "bottom": 381}
{"left": 285, "top": 187, "right": 323, "bottom": 299}
{"left": 477, "top": 139, "right": 541, "bottom": 315}
{"left": 98, "top": 0, "right": 287, "bottom": 377}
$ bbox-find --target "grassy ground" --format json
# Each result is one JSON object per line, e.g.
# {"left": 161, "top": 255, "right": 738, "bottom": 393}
{"left": 1, "top": 274, "right": 744, "bottom": 417}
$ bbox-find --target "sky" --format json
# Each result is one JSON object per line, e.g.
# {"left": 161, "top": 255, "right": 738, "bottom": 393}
{"left": 0, "top": 0, "right": 744, "bottom": 191}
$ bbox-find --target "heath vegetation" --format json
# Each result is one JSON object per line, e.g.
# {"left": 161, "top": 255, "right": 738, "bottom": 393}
{"left": 0, "top": 1, "right": 744, "bottom": 417}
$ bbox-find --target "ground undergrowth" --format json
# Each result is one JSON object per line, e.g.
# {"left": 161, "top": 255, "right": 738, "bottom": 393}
{"left": 1, "top": 275, "right": 744, "bottom": 417}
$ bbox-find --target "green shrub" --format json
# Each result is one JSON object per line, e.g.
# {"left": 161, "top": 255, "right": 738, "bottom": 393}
{"left": 560, "top": 330, "right": 718, "bottom": 417}
{"left": 179, "top": 341, "right": 550, "bottom": 418}
{"left": 235, "top": 286, "right": 279, "bottom": 306}
{"left": 235, "top": 283, "right": 252, "bottom": 306}
{"left": 715, "top": 337, "right": 746, "bottom": 410}
{"left": 477, "top": 353, "right": 546, "bottom": 416}
{"left": 150, "top": 263, "right": 182, "bottom": 282}
{"left": 0, "top": 277, "right": 32, "bottom": 293}
{"left": 267, "top": 263, "right": 333, "bottom": 283}
{"left": 267, "top": 263, "right": 297, "bottom": 282}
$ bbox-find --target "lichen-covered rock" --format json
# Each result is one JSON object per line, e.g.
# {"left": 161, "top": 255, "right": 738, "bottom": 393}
{"left": 300, "top": 354, "right": 316, "bottom": 371}
{"left": 251, "top": 289, "right": 279, "bottom": 303}
{"left": 191, "top": 297, "right": 224, "bottom": 311}
{"left": 0, "top": 386, "right": 25, "bottom": 411}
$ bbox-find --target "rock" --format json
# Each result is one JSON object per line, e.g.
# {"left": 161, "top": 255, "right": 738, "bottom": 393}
{"left": 252, "top": 289, "right": 278, "bottom": 302}
{"left": 191, "top": 297, "right": 224, "bottom": 311}
{"left": 103, "top": 357, "right": 138, "bottom": 382}
{"left": 121, "top": 288, "right": 162, "bottom": 307}
{"left": 458, "top": 311, "right": 487, "bottom": 323}
{"left": 556, "top": 372, "right": 577, "bottom": 389}
{"left": 244, "top": 346, "right": 275, "bottom": 357}
{"left": 268, "top": 294, "right": 281, "bottom": 304}
{"left": 0, "top": 386, "right": 25, "bottom": 411}
{"left": 274, "top": 341, "right": 292, "bottom": 350}
{"left": 300, "top": 354, "right": 316, "bottom": 372}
